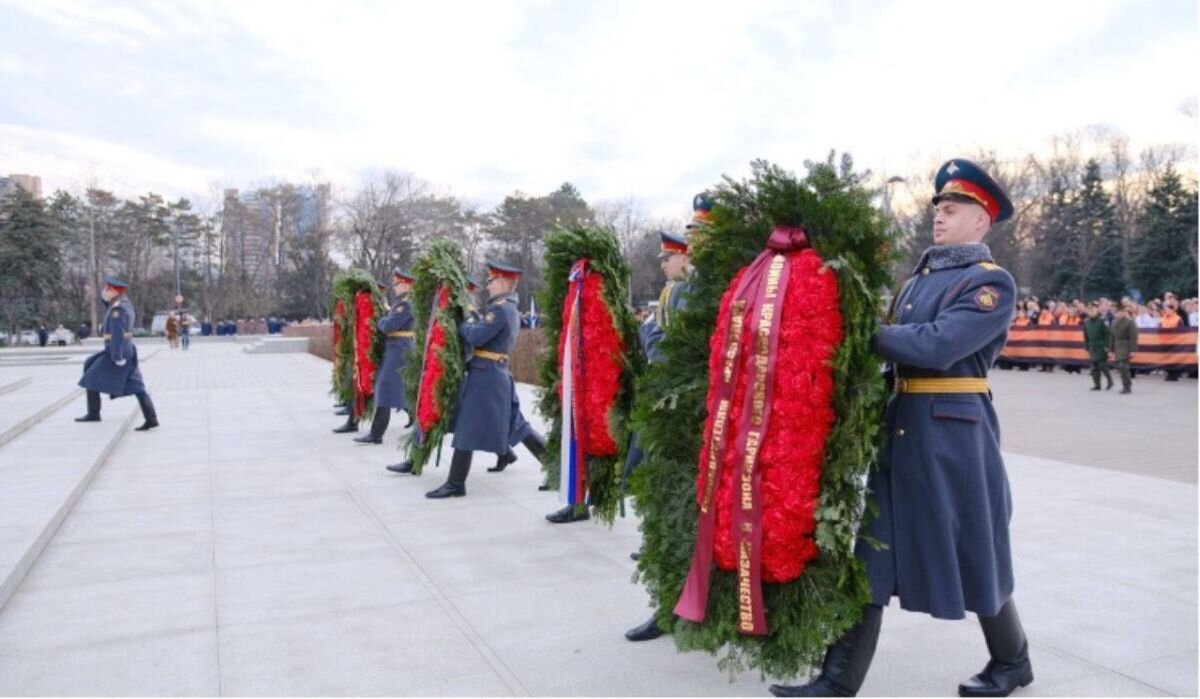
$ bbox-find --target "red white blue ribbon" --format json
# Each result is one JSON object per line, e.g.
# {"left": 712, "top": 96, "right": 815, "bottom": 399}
{"left": 559, "top": 260, "right": 589, "bottom": 505}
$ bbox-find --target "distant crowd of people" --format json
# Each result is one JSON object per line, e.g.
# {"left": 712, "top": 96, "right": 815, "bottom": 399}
{"left": 1013, "top": 292, "right": 1198, "bottom": 329}
{"left": 1006, "top": 290, "right": 1197, "bottom": 388}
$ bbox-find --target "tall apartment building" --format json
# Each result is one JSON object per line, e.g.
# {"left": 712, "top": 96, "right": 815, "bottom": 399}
{"left": 220, "top": 183, "right": 331, "bottom": 286}
{"left": 0, "top": 173, "right": 43, "bottom": 199}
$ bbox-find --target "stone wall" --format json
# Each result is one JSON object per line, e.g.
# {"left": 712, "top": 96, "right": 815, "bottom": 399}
{"left": 285, "top": 323, "right": 546, "bottom": 387}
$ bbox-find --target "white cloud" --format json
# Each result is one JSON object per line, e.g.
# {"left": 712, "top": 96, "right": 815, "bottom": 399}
{"left": 0, "top": 0, "right": 1193, "bottom": 217}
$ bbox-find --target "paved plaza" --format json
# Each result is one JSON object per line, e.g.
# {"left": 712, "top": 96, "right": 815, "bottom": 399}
{"left": 0, "top": 340, "right": 1195, "bottom": 696}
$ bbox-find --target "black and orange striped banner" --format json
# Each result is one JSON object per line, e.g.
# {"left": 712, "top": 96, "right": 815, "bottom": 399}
{"left": 1000, "top": 326, "right": 1198, "bottom": 370}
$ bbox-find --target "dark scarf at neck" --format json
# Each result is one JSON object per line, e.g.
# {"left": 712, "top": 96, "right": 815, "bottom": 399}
{"left": 913, "top": 242, "right": 994, "bottom": 274}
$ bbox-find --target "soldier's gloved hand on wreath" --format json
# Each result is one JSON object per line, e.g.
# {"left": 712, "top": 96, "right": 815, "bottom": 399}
{"left": 114, "top": 359, "right": 127, "bottom": 366}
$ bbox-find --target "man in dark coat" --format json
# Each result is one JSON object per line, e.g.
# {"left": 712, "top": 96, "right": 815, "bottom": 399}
{"left": 1083, "top": 303, "right": 1113, "bottom": 391}
{"left": 426, "top": 262, "right": 527, "bottom": 499}
{"left": 75, "top": 276, "right": 159, "bottom": 431}
{"left": 355, "top": 270, "right": 416, "bottom": 444}
{"left": 1110, "top": 304, "right": 1139, "bottom": 394}
{"left": 772, "top": 160, "right": 1033, "bottom": 698}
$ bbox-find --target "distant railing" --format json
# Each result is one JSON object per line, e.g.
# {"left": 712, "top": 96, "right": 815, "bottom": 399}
{"left": 1000, "top": 326, "right": 1198, "bottom": 370}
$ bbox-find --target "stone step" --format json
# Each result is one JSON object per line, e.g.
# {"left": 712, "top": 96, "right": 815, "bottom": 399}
{"left": 0, "top": 385, "right": 83, "bottom": 449}
{"left": 242, "top": 337, "right": 311, "bottom": 354}
{"left": 0, "top": 377, "right": 31, "bottom": 397}
{"left": 0, "top": 396, "right": 138, "bottom": 611}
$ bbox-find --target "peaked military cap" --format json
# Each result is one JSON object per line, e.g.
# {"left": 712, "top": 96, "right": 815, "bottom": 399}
{"left": 392, "top": 268, "right": 416, "bottom": 283}
{"left": 465, "top": 275, "right": 482, "bottom": 292}
{"left": 103, "top": 275, "right": 130, "bottom": 290}
{"left": 658, "top": 230, "right": 689, "bottom": 259}
{"left": 486, "top": 261, "right": 523, "bottom": 281}
{"left": 932, "top": 159, "right": 1013, "bottom": 223}
{"left": 686, "top": 191, "right": 715, "bottom": 229}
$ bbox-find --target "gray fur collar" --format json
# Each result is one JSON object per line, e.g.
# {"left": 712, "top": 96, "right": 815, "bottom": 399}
{"left": 913, "top": 243, "right": 994, "bottom": 274}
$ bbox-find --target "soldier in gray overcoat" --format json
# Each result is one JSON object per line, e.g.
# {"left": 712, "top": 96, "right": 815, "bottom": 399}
{"left": 426, "top": 262, "right": 528, "bottom": 499}
{"left": 772, "top": 160, "right": 1033, "bottom": 698}
{"left": 354, "top": 270, "right": 415, "bottom": 444}
{"left": 76, "top": 275, "right": 159, "bottom": 431}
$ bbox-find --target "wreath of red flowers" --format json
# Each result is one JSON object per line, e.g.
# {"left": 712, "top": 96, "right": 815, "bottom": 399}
{"left": 353, "top": 290, "right": 378, "bottom": 418}
{"left": 556, "top": 264, "right": 623, "bottom": 459}
{"left": 416, "top": 286, "right": 450, "bottom": 433}
{"left": 697, "top": 247, "right": 842, "bottom": 584}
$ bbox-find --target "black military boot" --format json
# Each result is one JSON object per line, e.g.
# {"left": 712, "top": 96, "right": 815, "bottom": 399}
{"left": 522, "top": 431, "right": 547, "bottom": 457}
{"left": 386, "top": 460, "right": 414, "bottom": 474}
{"left": 75, "top": 390, "right": 102, "bottom": 422}
{"left": 769, "top": 605, "right": 883, "bottom": 697}
{"left": 959, "top": 600, "right": 1033, "bottom": 697}
{"left": 354, "top": 408, "right": 389, "bottom": 444}
{"left": 133, "top": 392, "right": 159, "bottom": 431}
{"left": 624, "top": 616, "right": 664, "bottom": 642}
{"left": 331, "top": 416, "right": 358, "bottom": 433}
{"left": 489, "top": 449, "right": 517, "bottom": 472}
{"left": 426, "top": 449, "right": 471, "bottom": 498}
{"left": 546, "top": 504, "right": 590, "bottom": 524}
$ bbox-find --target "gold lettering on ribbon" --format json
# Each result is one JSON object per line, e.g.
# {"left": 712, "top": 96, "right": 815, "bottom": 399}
{"left": 751, "top": 303, "right": 773, "bottom": 426}
{"left": 764, "top": 254, "right": 784, "bottom": 299}
{"left": 740, "top": 430, "right": 760, "bottom": 510}
{"left": 724, "top": 300, "right": 746, "bottom": 382}
{"left": 738, "top": 539, "right": 754, "bottom": 632}
{"left": 701, "top": 398, "right": 730, "bottom": 513}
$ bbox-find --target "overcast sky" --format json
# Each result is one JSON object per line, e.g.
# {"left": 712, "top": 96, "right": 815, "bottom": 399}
{"left": 0, "top": 0, "right": 1195, "bottom": 218}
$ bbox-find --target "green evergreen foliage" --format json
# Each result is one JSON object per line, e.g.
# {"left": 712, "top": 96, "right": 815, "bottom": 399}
{"left": 1076, "top": 160, "right": 1125, "bottom": 299}
{"left": 534, "top": 225, "right": 644, "bottom": 523}
{"left": 629, "top": 156, "right": 894, "bottom": 679}
{"left": 0, "top": 188, "right": 64, "bottom": 336}
{"left": 330, "top": 268, "right": 386, "bottom": 414}
{"left": 403, "top": 239, "right": 472, "bottom": 474}
{"left": 1129, "top": 165, "right": 1198, "bottom": 298}
{"left": 1030, "top": 171, "right": 1082, "bottom": 298}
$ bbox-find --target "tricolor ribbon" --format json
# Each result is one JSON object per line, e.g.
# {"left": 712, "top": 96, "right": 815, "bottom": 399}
{"left": 559, "top": 260, "right": 589, "bottom": 505}
{"left": 673, "top": 226, "right": 808, "bottom": 636}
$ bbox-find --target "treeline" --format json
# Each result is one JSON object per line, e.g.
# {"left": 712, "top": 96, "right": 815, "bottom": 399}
{"left": 0, "top": 135, "right": 1194, "bottom": 336}
{"left": 891, "top": 134, "right": 1197, "bottom": 301}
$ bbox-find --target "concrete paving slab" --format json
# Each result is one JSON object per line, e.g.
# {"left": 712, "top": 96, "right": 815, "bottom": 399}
{"left": 0, "top": 571, "right": 215, "bottom": 652}
{"left": 0, "top": 628, "right": 220, "bottom": 696}
{"left": 20, "top": 531, "right": 214, "bottom": 591}
{"left": 52, "top": 500, "right": 214, "bottom": 544}
{"left": 217, "top": 552, "right": 434, "bottom": 626}
{"left": 1119, "top": 651, "right": 1200, "bottom": 698}
{"left": 217, "top": 601, "right": 505, "bottom": 696}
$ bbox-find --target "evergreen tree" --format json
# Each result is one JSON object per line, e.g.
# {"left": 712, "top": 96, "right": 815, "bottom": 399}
{"left": 1129, "top": 165, "right": 1198, "bottom": 298}
{"left": 0, "top": 189, "right": 64, "bottom": 336}
{"left": 1029, "top": 170, "right": 1080, "bottom": 298}
{"left": 488, "top": 183, "right": 593, "bottom": 302}
{"left": 1076, "top": 159, "right": 1124, "bottom": 299}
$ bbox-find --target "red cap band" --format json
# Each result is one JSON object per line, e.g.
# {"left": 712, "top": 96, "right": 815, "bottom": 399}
{"left": 940, "top": 179, "right": 1000, "bottom": 221}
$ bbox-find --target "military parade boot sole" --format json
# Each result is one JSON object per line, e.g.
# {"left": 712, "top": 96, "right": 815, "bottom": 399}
{"left": 488, "top": 451, "right": 518, "bottom": 472}
{"left": 76, "top": 391, "right": 102, "bottom": 422}
{"left": 769, "top": 605, "right": 883, "bottom": 698}
{"left": 386, "top": 461, "right": 414, "bottom": 474}
{"left": 134, "top": 393, "right": 159, "bottom": 431}
{"left": 352, "top": 434, "right": 382, "bottom": 444}
{"left": 425, "top": 482, "right": 466, "bottom": 498}
{"left": 331, "top": 420, "right": 358, "bottom": 434}
{"left": 957, "top": 654, "right": 1033, "bottom": 697}
{"left": 537, "top": 482, "right": 551, "bottom": 491}
{"left": 624, "top": 617, "right": 664, "bottom": 642}
{"left": 426, "top": 450, "right": 471, "bottom": 498}
{"left": 960, "top": 600, "right": 1033, "bottom": 697}
{"left": 545, "top": 505, "right": 590, "bottom": 524}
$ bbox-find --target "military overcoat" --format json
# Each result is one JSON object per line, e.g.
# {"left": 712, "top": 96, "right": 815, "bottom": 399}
{"left": 374, "top": 295, "right": 414, "bottom": 411}
{"left": 451, "top": 294, "right": 521, "bottom": 454}
{"left": 79, "top": 296, "right": 146, "bottom": 398}
{"left": 856, "top": 243, "right": 1017, "bottom": 620}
